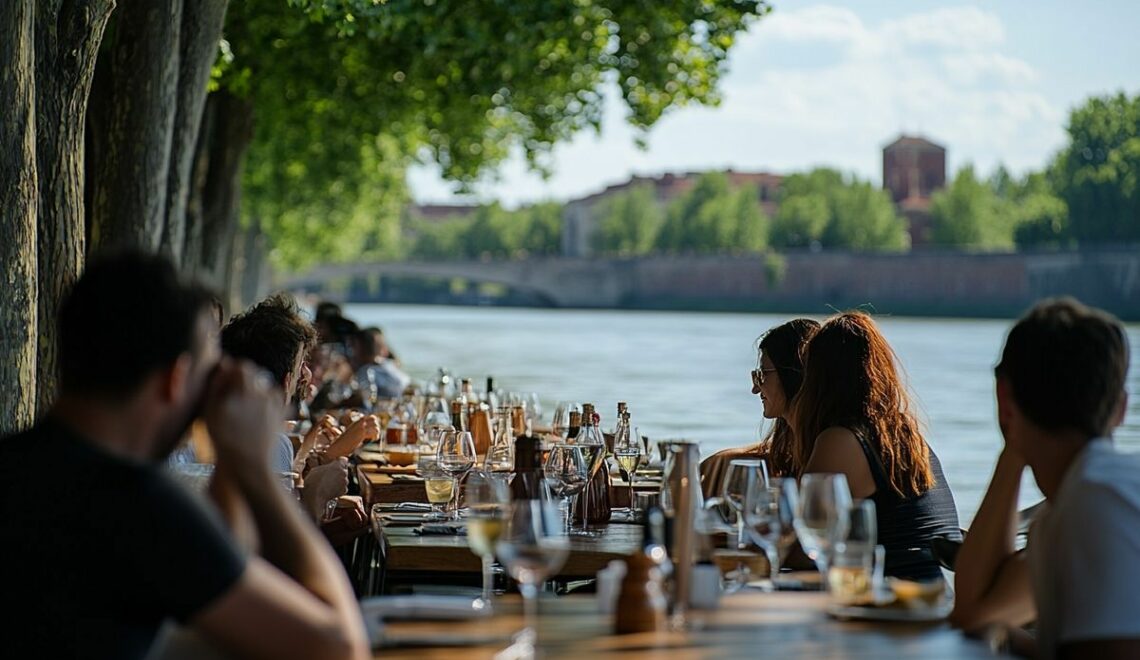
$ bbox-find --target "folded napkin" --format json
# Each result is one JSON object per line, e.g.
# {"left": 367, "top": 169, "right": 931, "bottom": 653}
{"left": 415, "top": 524, "right": 466, "bottom": 536}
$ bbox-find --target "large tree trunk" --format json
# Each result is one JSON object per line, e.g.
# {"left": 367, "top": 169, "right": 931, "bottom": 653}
{"left": 35, "top": 0, "right": 115, "bottom": 413}
{"left": 87, "top": 0, "right": 182, "bottom": 252}
{"left": 193, "top": 90, "right": 255, "bottom": 294}
{"left": 160, "top": 0, "right": 229, "bottom": 266}
{"left": 0, "top": 0, "right": 39, "bottom": 434}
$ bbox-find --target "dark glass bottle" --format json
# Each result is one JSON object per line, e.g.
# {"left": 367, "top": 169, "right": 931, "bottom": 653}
{"left": 510, "top": 435, "right": 544, "bottom": 501}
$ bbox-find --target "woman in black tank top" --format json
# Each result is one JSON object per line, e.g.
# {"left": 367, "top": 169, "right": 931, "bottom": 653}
{"left": 791, "top": 312, "right": 962, "bottom": 582}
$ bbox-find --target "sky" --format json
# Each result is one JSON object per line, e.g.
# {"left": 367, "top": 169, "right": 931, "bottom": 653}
{"left": 407, "top": 1, "right": 1140, "bottom": 209}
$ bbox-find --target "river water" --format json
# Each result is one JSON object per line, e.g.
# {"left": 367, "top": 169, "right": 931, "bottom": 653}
{"left": 345, "top": 303, "right": 1140, "bottom": 526}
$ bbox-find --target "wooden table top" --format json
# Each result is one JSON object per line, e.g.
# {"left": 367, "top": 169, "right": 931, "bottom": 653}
{"left": 370, "top": 591, "right": 994, "bottom": 659}
{"left": 373, "top": 517, "right": 644, "bottom": 577}
{"left": 357, "top": 463, "right": 660, "bottom": 509}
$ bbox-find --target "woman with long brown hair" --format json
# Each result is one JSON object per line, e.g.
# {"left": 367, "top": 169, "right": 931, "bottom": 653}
{"left": 701, "top": 318, "right": 820, "bottom": 497}
{"left": 793, "top": 312, "right": 961, "bottom": 581}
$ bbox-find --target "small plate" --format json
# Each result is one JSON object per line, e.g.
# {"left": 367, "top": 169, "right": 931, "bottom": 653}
{"left": 827, "top": 598, "right": 952, "bottom": 622}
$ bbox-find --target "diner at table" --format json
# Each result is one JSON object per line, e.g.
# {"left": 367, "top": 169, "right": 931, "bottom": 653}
{"left": 6, "top": 249, "right": 1139, "bottom": 659}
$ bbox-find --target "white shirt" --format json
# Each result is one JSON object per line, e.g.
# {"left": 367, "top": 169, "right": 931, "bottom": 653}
{"left": 1028, "top": 438, "right": 1140, "bottom": 658}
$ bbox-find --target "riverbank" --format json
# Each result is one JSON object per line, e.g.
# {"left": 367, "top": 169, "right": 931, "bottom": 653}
{"left": 289, "top": 246, "right": 1140, "bottom": 321}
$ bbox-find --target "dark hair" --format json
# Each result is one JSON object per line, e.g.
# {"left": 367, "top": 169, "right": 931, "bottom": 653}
{"left": 997, "top": 297, "right": 1129, "bottom": 438}
{"left": 757, "top": 318, "right": 820, "bottom": 477}
{"left": 221, "top": 293, "right": 318, "bottom": 387}
{"left": 315, "top": 301, "right": 343, "bottom": 322}
{"left": 59, "top": 250, "right": 215, "bottom": 399}
{"left": 793, "top": 312, "right": 934, "bottom": 498}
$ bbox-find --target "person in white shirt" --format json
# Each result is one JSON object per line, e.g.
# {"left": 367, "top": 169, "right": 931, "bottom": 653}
{"left": 950, "top": 297, "right": 1137, "bottom": 659}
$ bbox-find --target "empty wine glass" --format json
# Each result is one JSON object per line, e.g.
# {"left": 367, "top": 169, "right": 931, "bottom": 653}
{"left": 465, "top": 471, "right": 510, "bottom": 605}
{"left": 794, "top": 473, "right": 852, "bottom": 589}
{"left": 544, "top": 444, "right": 589, "bottom": 533}
{"left": 495, "top": 495, "right": 569, "bottom": 639}
{"left": 550, "top": 401, "right": 577, "bottom": 438}
{"left": 722, "top": 459, "right": 769, "bottom": 548}
{"left": 744, "top": 477, "right": 799, "bottom": 591}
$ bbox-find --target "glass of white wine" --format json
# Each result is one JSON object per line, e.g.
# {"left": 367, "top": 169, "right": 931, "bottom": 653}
{"left": 465, "top": 470, "right": 510, "bottom": 604}
{"left": 436, "top": 430, "right": 476, "bottom": 520}
{"left": 424, "top": 471, "right": 456, "bottom": 521}
{"left": 612, "top": 427, "right": 642, "bottom": 518}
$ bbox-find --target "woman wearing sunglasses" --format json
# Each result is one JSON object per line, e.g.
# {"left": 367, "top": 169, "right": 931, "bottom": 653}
{"left": 700, "top": 318, "right": 820, "bottom": 498}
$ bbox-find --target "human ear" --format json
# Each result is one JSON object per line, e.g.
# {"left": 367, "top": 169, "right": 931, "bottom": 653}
{"left": 161, "top": 353, "right": 193, "bottom": 404}
{"left": 1112, "top": 390, "right": 1129, "bottom": 429}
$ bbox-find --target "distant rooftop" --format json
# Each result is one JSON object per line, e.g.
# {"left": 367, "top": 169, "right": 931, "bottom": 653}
{"left": 883, "top": 134, "right": 945, "bottom": 152}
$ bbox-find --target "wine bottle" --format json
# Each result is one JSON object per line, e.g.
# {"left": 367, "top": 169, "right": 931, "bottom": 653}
{"left": 450, "top": 399, "right": 467, "bottom": 433}
{"left": 510, "top": 435, "right": 544, "bottom": 501}
{"left": 573, "top": 403, "right": 612, "bottom": 525}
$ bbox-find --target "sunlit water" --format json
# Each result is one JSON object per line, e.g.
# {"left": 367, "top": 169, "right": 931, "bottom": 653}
{"left": 345, "top": 304, "right": 1140, "bottom": 526}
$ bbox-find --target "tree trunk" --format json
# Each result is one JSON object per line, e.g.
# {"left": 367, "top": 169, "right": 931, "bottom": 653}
{"left": 87, "top": 0, "right": 182, "bottom": 252}
{"left": 182, "top": 95, "right": 216, "bottom": 281}
{"left": 160, "top": 0, "right": 229, "bottom": 266}
{"left": 195, "top": 90, "right": 255, "bottom": 293}
{"left": 35, "top": 0, "right": 115, "bottom": 413}
{"left": 0, "top": 0, "right": 39, "bottom": 434}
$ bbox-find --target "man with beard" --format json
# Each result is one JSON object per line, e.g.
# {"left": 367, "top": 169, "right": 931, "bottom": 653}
{"left": 0, "top": 251, "right": 369, "bottom": 660}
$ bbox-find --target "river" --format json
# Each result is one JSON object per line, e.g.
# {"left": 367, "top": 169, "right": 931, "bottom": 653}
{"left": 345, "top": 303, "right": 1140, "bottom": 526}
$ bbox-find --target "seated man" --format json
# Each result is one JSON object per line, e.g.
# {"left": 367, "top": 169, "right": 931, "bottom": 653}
{"left": 220, "top": 293, "right": 375, "bottom": 523}
{"left": 951, "top": 297, "right": 1137, "bottom": 659}
{"left": 0, "top": 251, "right": 369, "bottom": 659}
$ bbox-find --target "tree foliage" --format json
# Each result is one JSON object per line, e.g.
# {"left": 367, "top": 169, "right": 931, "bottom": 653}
{"left": 1051, "top": 92, "right": 1140, "bottom": 244}
{"left": 929, "top": 165, "right": 1012, "bottom": 249}
{"left": 407, "top": 203, "right": 562, "bottom": 260}
{"left": 219, "top": 0, "right": 771, "bottom": 270}
{"left": 655, "top": 172, "right": 768, "bottom": 254}
{"left": 591, "top": 183, "right": 664, "bottom": 255}
{"left": 770, "top": 168, "right": 906, "bottom": 250}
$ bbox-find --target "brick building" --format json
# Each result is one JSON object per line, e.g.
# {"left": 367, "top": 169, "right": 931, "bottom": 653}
{"left": 882, "top": 135, "right": 946, "bottom": 247}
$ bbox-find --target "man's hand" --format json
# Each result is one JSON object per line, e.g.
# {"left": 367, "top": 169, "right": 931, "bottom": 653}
{"left": 300, "top": 458, "right": 350, "bottom": 521}
{"left": 325, "top": 415, "right": 379, "bottom": 460}
{"left": 204, "top": 358, "right": 286, "bottom": 475}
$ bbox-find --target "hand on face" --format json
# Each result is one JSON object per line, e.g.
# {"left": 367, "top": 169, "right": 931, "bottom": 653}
{"left": 204, "top": 358, "right": 286, "bottom": 472}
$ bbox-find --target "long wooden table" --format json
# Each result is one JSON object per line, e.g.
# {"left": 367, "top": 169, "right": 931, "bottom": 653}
{"left": 373, "top": 516, "right": 643, "bottom": 578}
{"left": 357, "top": 463, "right": 660, "bottom": 509}
{"left": 370, "top": 591, "right": 995, "bottom": 658}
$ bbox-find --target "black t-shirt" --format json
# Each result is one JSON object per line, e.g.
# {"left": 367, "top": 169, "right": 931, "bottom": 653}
{"left": 0, "top": 418, "right": 247, "bottom": 659}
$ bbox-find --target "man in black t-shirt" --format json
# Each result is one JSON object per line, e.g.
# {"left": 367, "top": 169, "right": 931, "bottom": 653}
{"left": 0, "top": 251, "right": 368, "bottom": 659}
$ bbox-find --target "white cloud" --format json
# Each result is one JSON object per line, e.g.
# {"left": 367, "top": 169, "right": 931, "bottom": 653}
{"left": 408, "top": 4, "right": 1071, "bottom": 206}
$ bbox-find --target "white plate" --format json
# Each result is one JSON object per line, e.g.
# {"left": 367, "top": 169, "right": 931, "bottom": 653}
{"left": 826, "top": 599, "right": 953, "bottom": 622}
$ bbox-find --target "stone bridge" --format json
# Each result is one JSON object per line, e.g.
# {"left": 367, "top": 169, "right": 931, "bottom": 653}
{"left": 281, "top": 258, "right": 634, "bottom": 307}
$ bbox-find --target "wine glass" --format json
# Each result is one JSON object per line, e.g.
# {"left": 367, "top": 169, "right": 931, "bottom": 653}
{"left": 422, "top": 466, "right": 456, "bottom": 521}
{"left": 465, "top": 471, "right": 510, "bottom": 605}
{"left": 829, "top": 499, "right": 878, "bottom": 602}
{"left": 613, "top": 426, "right": 642, "bottom": 518}
{"left": 550, "top": 401, "right": 577, "bottom": 438}
{"left": 744, "top": 477, "right": 799, "bottom": 591}
{"left": 524, "top": 394, "right": 542, "bottom": 430}
{"left": 495, "top": 494, "right": 569, "bottom": 638}
{"left": 722, "top": 459, "right": 769, "bottom": 548}
{"left": 436, "top": 430, "right": 476, "bottom": 519}
{"left": 544, "top": 444, "right": 589, "bottom": 534}
{"left": 794, "top": 473, "right": 853, "bottom": 589}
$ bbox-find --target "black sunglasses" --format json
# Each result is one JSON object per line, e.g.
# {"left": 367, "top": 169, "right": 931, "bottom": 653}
{"left": 750, "top": 367, "right": 778, "bottom": 388}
